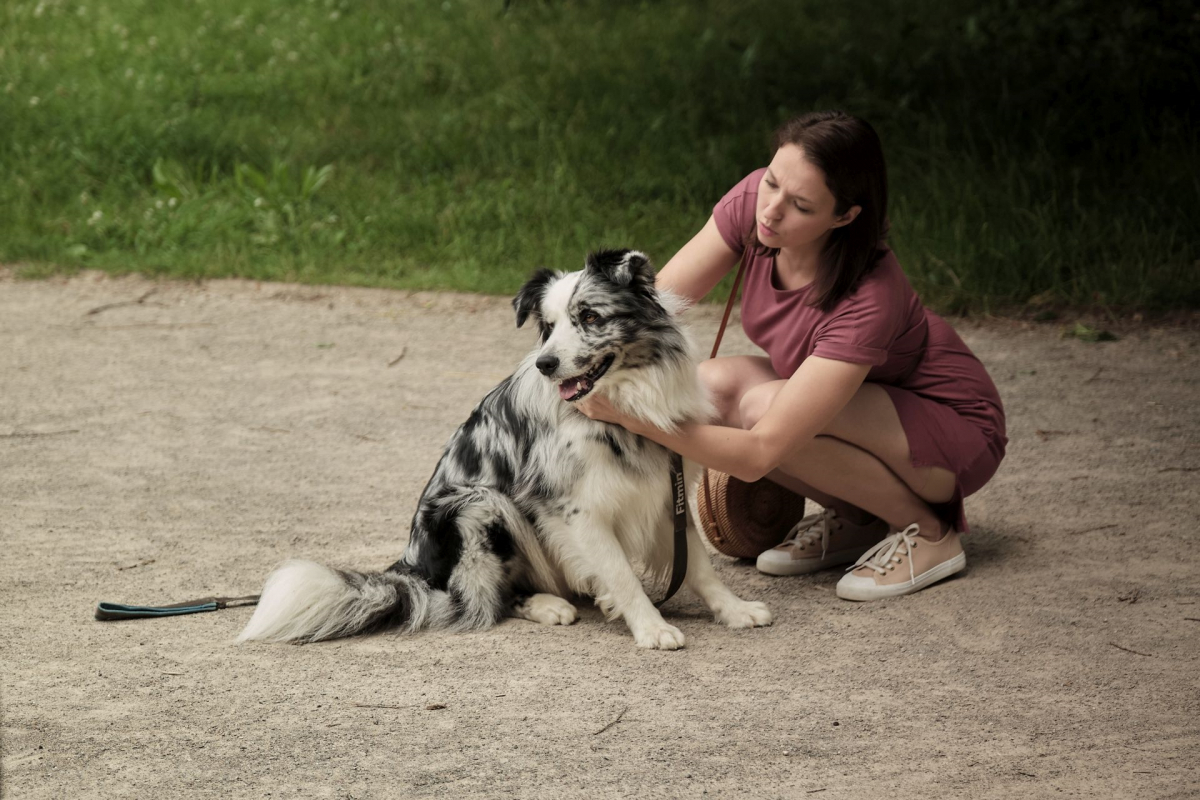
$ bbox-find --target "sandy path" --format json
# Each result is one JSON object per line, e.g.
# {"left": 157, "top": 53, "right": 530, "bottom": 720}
{"left": 1, "top": 271, "right": 1197, "bottom": 799}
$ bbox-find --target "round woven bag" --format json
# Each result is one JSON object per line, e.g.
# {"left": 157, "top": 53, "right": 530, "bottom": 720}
{"left": 697, "top": 470, "right": 808, "bottom": 559}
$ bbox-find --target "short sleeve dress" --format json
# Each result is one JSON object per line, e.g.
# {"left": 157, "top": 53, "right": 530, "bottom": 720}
{"left": 712, "top": 169, "right": 1007, "bottom": 533}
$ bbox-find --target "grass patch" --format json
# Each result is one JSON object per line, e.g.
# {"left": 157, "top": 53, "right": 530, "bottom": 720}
{"left": 2, "top": 0, "right": 1196, "bottom": 311}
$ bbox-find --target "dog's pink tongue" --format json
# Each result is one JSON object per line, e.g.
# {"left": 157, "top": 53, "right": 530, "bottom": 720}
{"left": 558, "top": 378, "right": 582, "bottom": 400}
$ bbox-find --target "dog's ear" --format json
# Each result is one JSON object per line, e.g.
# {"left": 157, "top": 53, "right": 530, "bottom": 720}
{"left": 513, "top": 268, "right": 556, "bottom": 329}
{"left": 585, "top": 249, "right": 655, "bottom": 292}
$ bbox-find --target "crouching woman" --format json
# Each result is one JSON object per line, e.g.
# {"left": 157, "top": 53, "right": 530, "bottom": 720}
{"left": 578, "top": 111, "right": 1007, "bottom": 600}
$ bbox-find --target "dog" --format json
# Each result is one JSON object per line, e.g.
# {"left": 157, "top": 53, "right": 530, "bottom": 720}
{"left": 237, "top": 249, "right": 772, "bottom": 649}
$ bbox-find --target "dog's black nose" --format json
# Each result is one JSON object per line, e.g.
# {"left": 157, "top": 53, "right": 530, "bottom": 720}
{"left": 535, "top": 354, "right": 559, "bottom": 375}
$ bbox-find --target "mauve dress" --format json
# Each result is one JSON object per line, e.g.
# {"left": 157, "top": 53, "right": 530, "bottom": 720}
{"left": 713, "top": 169, "right": 1007, "bottom": 533}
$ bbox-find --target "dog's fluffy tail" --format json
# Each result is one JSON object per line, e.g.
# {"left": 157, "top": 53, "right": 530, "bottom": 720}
{"left": 236, "top": 560, "right": 452, "bottom": 644}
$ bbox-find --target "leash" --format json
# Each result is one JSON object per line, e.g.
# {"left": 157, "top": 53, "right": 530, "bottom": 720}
{"left": 98, "top": 388, "right": 700, "bottom": 618}
{"left": 655, "top": 451, "right": 689, "bottom": 608}
{"left": 96, "top": 465, "right": 689, "bottom": 617}
{"left": 94, "top": 595, "right": 259, "bottom": 621}
{"left": 655, "top": 263, "right": 748, "bottom": 607}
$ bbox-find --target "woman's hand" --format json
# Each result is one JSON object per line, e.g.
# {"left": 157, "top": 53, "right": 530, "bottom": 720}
{"left": 574, "top": 393, "right": 645, "bottom": 434}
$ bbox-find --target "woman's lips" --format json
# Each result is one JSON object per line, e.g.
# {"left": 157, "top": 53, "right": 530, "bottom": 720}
{"left": 759, "top": 222, "right": 776, "bottom": 238}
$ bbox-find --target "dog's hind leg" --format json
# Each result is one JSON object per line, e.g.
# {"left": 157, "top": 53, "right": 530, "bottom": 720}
{"left": 395, "top": 486, "right": 537, "bottom": 633}
{"left": 511, "top": 593, "right": 578, "bottom": 626}
{"left": 682, "top": 524, "right": 773, "bottom": 629}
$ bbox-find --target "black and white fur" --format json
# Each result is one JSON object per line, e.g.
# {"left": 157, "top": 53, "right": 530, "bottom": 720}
{"left": 238, "top": 249, "right": 771, "bottom": 649}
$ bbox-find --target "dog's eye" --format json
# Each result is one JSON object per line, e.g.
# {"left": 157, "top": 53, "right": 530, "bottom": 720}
{"left": 581, "top": 312, "right": 600, "bottom": 325}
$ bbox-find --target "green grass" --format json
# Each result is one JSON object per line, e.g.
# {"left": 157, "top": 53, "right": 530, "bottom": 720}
{"left": 2, "top": 0, "right": 1197, "bottom": 312}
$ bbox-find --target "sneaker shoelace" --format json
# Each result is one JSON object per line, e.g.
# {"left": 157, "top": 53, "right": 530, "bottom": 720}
{"left": 783, "top": 509, "right": 840, "bottom": 560}
{"left": 847, "top": 523, "right": 922, "bottom": 583}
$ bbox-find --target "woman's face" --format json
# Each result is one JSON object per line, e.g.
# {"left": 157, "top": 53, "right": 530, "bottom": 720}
{"left": 755, "top": 144, "right": 859, "bottom": 251}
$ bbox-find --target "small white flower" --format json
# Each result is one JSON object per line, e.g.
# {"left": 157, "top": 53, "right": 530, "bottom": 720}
{"left": 34, "top": 3, "right": 45, "bottom": 18}
{"left": 168, "top": 197, "right": 177, "bottom": 208}
{"left": 155, "top": 199, "right": 164, "bottom": 209}
{"left": 287, "top": 51, "right": 298, "bottom": 62}
{"left": 29, "top": 96, "right": 39, "bottom": 106}
{"left": 329, "top": 10, "right": 339, "bottom": 20}
{"left": 254, "top": 197, "right": 264, "bottom": 208}
{"left": 88, "top": 210, "right": 103, "bottom": 225}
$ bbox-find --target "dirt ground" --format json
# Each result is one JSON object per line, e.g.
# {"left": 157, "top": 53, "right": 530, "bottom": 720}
{"left": 1, "top": 269, "right": 1197, "bottom": 799}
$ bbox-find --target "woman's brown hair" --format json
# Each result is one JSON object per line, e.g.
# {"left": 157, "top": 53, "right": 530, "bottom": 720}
{"left": 745, "top": 110, "right": 889, "bottom": 312}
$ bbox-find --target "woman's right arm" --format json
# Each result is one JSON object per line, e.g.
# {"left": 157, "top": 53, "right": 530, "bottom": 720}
{"left": 654, "top": 215, "right": 741, "bottom": 308}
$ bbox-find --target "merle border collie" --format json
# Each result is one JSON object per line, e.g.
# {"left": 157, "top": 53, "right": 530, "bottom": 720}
{"left": 238, "top": 249, "right": 771, "bottom": 649}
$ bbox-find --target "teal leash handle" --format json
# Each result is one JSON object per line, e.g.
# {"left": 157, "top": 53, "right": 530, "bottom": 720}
{"left": 94, "top": 595, "right": 259, "bottom": 621}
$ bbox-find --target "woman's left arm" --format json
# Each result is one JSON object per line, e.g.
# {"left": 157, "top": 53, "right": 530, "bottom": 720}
{"left": 577, "top": 356, "right": 871, "bottom": 481}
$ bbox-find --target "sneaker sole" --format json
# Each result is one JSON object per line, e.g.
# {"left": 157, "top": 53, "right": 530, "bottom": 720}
{"left": 756, "top": 548, "right": 870, "bottom": 577}
{"left": 835, "top": 553, "right": 967, "bottom": 601}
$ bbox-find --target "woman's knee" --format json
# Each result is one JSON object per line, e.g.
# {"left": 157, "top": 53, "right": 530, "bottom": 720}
{"left": 737, "top": 381, "right": 784, "bottom": 430}
{"left": 697, "top": 359, "right": 742, "bottom": 426}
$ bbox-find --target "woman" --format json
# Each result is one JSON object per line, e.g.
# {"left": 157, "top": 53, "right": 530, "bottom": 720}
{"left": 577, "top": 110, "right": 1006, "bottom": 601}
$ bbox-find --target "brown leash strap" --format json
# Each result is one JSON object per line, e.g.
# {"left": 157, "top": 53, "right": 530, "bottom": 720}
{"left": 702, "top": 261, "right": 748, "bottom": 537}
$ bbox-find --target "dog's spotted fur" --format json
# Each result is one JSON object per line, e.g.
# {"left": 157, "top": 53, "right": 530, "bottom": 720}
{"left": 238, "top": 250, "right": 771, "bottom": 649}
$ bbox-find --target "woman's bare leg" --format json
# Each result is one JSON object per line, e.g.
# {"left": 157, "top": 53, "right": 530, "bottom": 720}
{"left": 698, "top": 357, "right": 874, "bottom": 519}
{"left": 698, "top": 357, "right": 958, "bottom": 539}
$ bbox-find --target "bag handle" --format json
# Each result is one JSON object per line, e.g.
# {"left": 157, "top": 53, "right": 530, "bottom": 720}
{"left": 709, "top": 260, "right": 747, "bottom": 360}
{"left": 702, "top": 260, "right": 748, "bottom": 538}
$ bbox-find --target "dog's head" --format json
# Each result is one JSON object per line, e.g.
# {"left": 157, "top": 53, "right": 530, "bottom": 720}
{"left": 513, "top": 249, "right": 680, "bottom": 402}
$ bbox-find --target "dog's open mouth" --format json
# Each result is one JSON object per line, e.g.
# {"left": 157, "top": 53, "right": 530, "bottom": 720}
{"left": 558, "top": 353, "right": 615, "bottom": 402}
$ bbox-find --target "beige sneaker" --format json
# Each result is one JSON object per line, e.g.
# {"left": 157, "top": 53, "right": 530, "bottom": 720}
{"left": 835, "top": 523, "right": 966, "bottom": 601}
{"left": 756, "top": 508, "right": 889, "bottom": 576}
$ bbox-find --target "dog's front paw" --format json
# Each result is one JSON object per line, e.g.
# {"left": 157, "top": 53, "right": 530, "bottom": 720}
{"left": 633, "top": 621, "right": 686, "bottom": 650}
{"left": 716, "top": 600, "right": 773, "bottom": 629}
{"left": 518, "top": 594, "right": 578, "bottom": 626}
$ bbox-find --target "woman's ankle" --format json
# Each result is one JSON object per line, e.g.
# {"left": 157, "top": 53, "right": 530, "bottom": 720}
{"left": 915, "top": 516, "right": 951, "bottom": 542}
